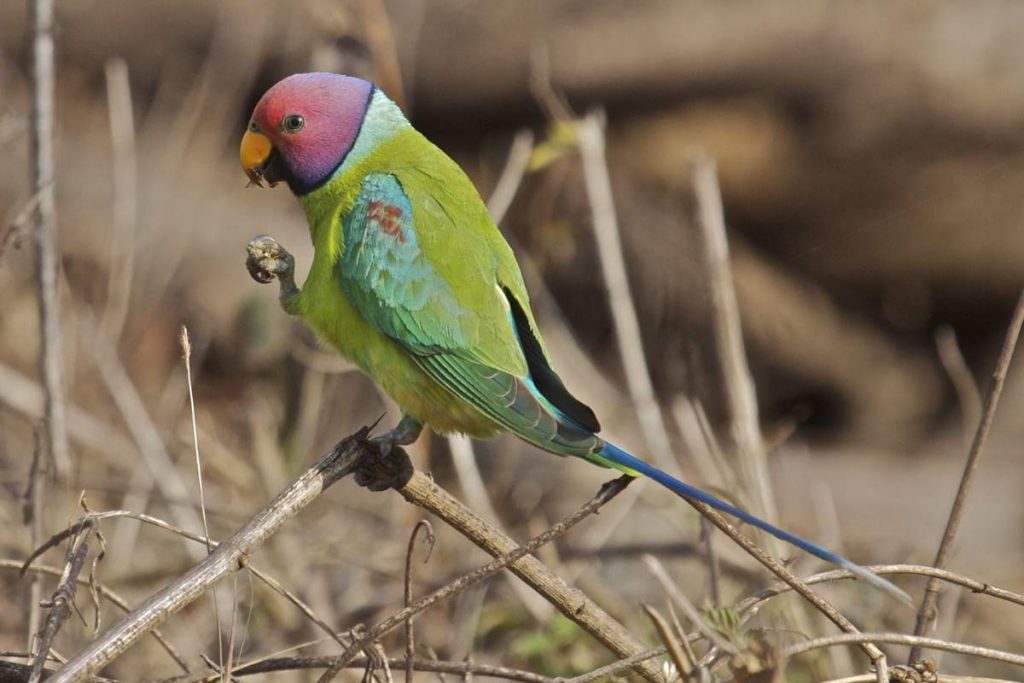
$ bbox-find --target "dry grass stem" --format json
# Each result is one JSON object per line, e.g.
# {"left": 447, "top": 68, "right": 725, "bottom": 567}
{"left": 690, "top": 153, "right": 775, "bottom": 526}
{"left": 99, "top": 57, "right": 137, "bottom": 342}
{"left": 29, "top": 0, "right": 71, "bottom": 479}
{"left": 910, "top": 289, "right": 1024, "bottom": 660}
{"left": 578, "top": 110, "right": 675, "bottom": 471}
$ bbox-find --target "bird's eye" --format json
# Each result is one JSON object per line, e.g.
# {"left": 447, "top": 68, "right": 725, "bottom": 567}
{"left": 282, "top": 114, "right": 305, "bottom": 134}
{"left": 248, "top": 120, "right": 259, "bottom": 132}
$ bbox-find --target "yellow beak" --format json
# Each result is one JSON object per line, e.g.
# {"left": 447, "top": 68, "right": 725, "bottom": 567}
{"left": 240, "top": 129, "right": 273, "bottom": 185}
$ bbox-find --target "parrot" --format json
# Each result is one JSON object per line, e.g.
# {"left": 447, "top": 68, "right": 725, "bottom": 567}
{"left": 240, "top": 72, "right": 908, "bottom": 604}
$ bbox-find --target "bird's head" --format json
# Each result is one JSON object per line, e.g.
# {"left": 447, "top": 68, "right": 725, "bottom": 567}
{"left": 241, "top": 72, "right": 374, "bottom": 195}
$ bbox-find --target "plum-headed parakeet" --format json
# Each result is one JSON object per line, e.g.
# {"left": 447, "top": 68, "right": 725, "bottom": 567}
{"left": 239, "top": 73, "right": 907, "bottom": 602}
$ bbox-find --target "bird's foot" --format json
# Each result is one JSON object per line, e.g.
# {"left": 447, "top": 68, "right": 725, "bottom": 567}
{"left": 246, "top": 235, "right": 294, "bottom": 284}
{"left": 354, "top": 415, "right": 422, "bottom": 491}
{"left": 246, "top": 235, "right": 300, "bottom": 312}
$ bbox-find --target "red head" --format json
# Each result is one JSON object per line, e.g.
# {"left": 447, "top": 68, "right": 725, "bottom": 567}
{"left": 241, "top": 73, "right": 374, "bottom": 195}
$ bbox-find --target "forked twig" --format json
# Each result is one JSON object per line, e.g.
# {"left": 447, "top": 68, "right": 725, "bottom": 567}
{"left": 910, "top": 290, "right": 1024, "bottom": 660}
{"left": 28, "top": 521, "right": 96, "bottom": 683}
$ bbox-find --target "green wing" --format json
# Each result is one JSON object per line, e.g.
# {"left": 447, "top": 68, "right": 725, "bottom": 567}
{"left": 336, "top": 163, "right": 599, "bottom": 456}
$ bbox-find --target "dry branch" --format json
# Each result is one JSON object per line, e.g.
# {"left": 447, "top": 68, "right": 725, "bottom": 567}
{"left": 910, "top": 290, "right": 1024, "bottom": 660}
{"left": 44, "top": 428, "right": 374, "bottom": 683}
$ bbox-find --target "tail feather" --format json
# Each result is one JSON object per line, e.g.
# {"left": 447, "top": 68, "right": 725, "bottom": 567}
{"left": 594, "top": 440, "right": 912, "bottom": 606}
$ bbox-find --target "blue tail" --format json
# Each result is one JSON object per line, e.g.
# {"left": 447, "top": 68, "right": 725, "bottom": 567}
{"left": 594, "top": 440, "right": 912, "bottom": 605}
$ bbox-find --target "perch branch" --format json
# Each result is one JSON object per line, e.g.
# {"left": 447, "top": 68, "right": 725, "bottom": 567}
{"left": 910, "top": 290, "right": 1024, "bottom": 661}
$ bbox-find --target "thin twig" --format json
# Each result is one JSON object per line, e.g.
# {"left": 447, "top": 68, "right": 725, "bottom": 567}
{"left": 29, "top": 0, "right": 71, "bottom": 479}
{"left": 786, "top": 633, "right": 1024, "bottom": 669}
{"left": 734, "top": 564, "right": 1024, "bottom": 616}
{"left": 28, "top": 522, "right": 96, "bottom": 683}
{"left": 163, "top": 655, "right": 555, "bottom": 683}
{"left": 23, "top": 426, "right": 46, "bottom": 655}
{"left": 315, "top": 475, "right": 660, "bottom": 683}
{"left": 404, "top": 520, "right": 435, "bottom": 683}
{"left": 910, "top": 290, "right": 1024, "bottom": 661}
{"left": 43, "top": 428, "right": 373, "bottom": 683}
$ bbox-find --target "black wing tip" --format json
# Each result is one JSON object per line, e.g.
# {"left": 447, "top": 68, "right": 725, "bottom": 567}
{"left": 502, "top": 287, "right": 601, "bottom": 434}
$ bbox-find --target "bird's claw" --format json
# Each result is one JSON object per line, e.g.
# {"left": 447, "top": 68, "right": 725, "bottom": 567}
{"left": 246, "top": 235, "right": 294, "bottom": 284}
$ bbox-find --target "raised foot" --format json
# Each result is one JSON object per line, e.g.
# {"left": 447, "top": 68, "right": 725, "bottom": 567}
{"left": 246, "top": 235, "right": 295, "bottom": 284}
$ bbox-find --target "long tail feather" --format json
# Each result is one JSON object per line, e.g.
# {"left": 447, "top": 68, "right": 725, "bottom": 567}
{"left": 594, "top": 440, "right": 912, "bottom": 606}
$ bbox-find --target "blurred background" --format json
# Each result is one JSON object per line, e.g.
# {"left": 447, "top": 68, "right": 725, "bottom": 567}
{"left": 1, "top": 1, "right": 1023, "bottom": 680}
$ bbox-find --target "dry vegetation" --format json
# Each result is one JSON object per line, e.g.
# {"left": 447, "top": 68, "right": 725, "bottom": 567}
{"left": 2, "top": 1, "right": 1024, "bottom": 681}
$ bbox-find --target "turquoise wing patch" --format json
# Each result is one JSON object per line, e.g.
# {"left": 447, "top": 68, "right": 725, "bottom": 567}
{"left": 339, "top": 173, "right": 469, "bottom": 352}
